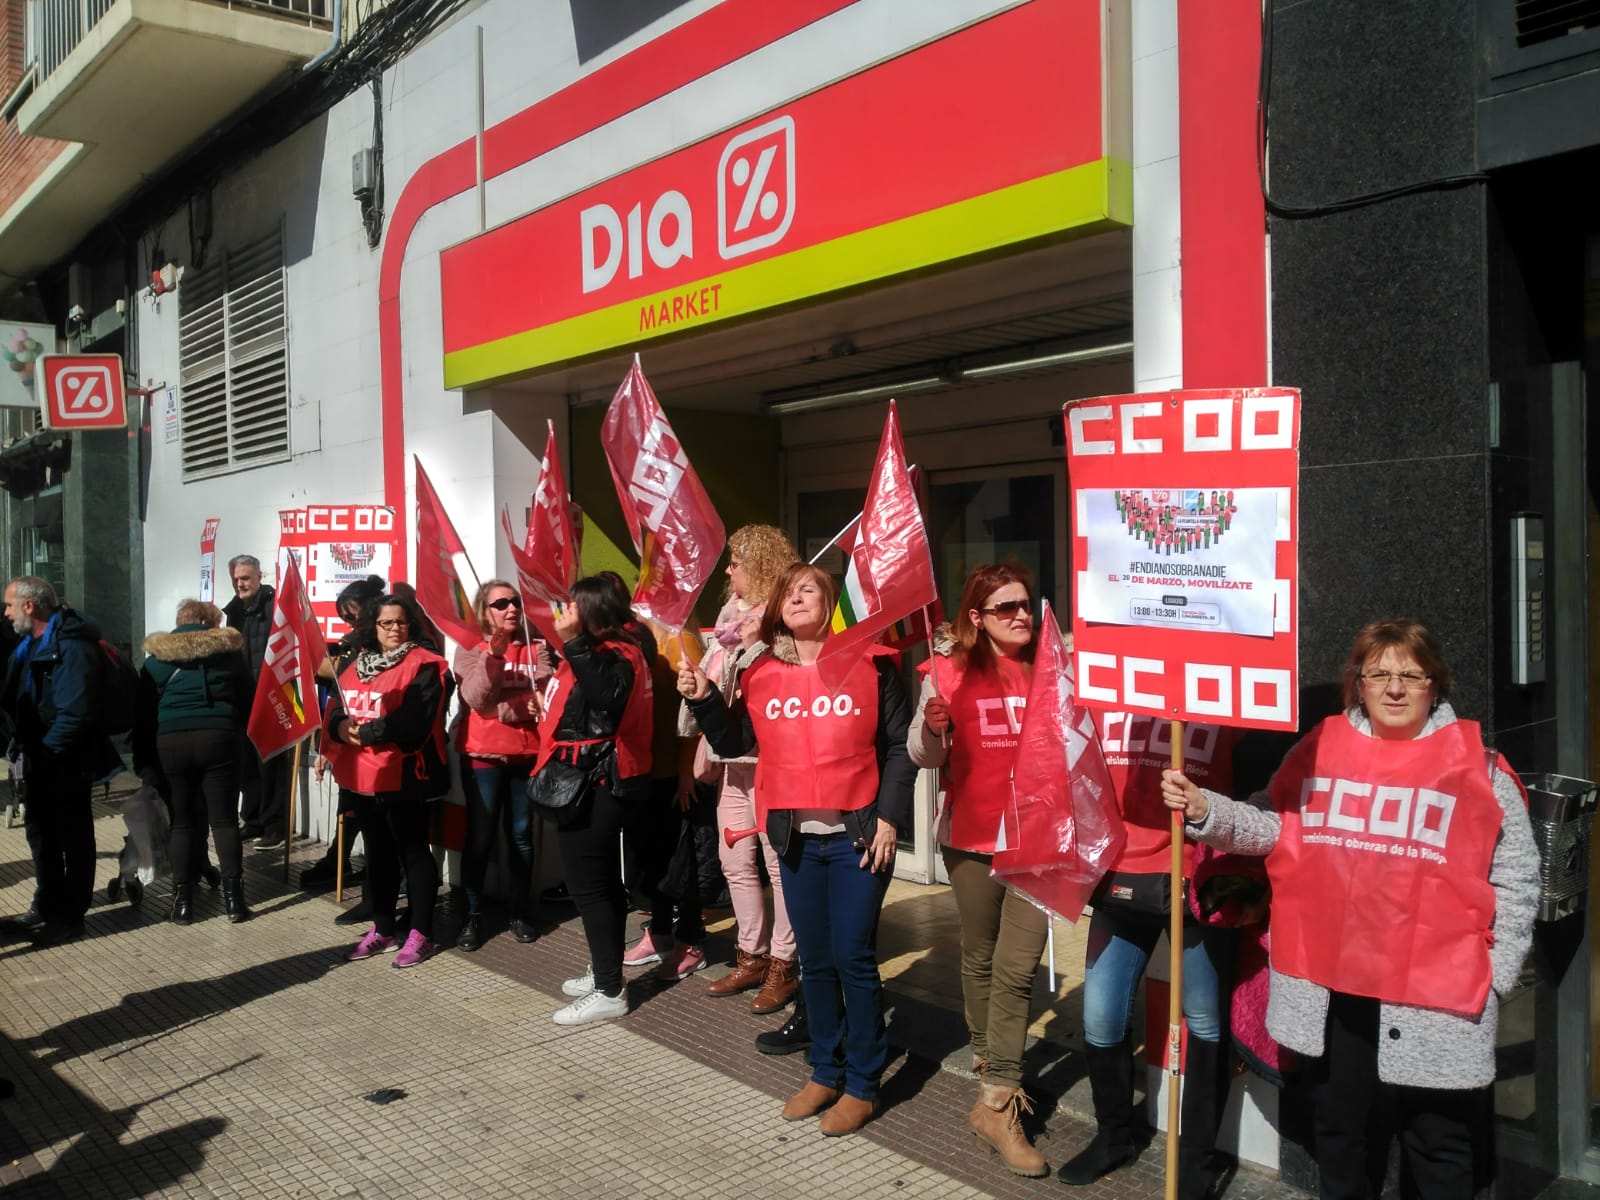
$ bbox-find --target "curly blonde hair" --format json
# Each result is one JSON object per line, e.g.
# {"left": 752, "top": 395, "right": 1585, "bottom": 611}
{"left": 725, "top": 524, "right": 800, "bottom": 605}
{"left": 175, "top": 599, "right": 223, "bottom": 628}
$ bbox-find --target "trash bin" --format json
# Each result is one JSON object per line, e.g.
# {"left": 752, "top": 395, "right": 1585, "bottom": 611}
{"left": 1519, "top": 773, "right": 1597, "bottom": 922}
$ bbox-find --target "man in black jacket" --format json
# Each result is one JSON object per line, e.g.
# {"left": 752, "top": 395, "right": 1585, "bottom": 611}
{"left": 0, "top": 576, "right": 121, "bottom": 944}
{"left": 223, "top": 554, "right": 289, "bottom": 851}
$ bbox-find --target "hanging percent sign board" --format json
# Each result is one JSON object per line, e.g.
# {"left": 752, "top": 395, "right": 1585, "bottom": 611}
{"left": 1065, "top": 388, "right": 1301, "bottom": 731}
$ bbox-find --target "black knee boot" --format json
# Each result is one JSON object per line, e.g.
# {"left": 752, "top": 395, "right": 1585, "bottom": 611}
{"left": 1177, "top": 1036, "right": 1231, "bottom": 1200}
{"left": 170, "top": 883, "right": 194, "bottom": 926}
{"left": 222, "top": 877, "right": 252, "bottom": 924}
{"left": 1058, "top": 1041, "right": 1138, "bottom": 1185}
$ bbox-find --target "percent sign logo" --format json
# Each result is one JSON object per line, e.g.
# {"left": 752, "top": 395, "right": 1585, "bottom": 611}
{"left": 55, "top": 363, "right": 117, "bottom": 418}
{"left": 717, "top": 115, "right": 796, "bottom": 260}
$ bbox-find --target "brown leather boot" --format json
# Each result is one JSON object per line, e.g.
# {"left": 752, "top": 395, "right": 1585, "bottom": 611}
{"left": 707, "top": 949, "right": 768, "bottom": 996}
{"left": 819, "top": 1094, "right": 876, "bottom": 1136}
{"left": 969, "top": 1082, "right": 1048, "bottom": 1177}
{"left": 782, "top": 1081, "right": 841, "bottom": 1121}
{"left": 750, "top": 955, "right": 797, "bottom": 1014}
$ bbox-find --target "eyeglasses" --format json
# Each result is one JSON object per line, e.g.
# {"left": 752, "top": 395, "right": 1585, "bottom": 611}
{"left": 487, "top": 597, "right": 522, "bottom": 611}
{"left": 980, "top": 600, "right": 1032, "bottom": 619}
{"left": 375, "top": 619, "right": 410, "bottom": 631}
{"left": 1360, "top": 670, "right": 1432, "bottom": 690}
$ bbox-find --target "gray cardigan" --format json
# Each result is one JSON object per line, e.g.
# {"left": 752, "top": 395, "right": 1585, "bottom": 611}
{"left": 1189, "top": 702, "right": 1539, "bottom": 1089}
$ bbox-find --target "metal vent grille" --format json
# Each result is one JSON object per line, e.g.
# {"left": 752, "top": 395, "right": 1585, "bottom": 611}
{"left": 1515, "top": 0, "right": 1600, "bottom": 47}
{"left": 177, "top": 226, "right": 290, "bottom": 480}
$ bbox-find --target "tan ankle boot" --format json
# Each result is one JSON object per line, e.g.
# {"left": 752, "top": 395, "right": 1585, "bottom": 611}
{"left": 706, "top": 949, "right": 768, "bottom": 996}
{"left": 969, "top": 1082, "right": 1048, "bottom": 1177}
{"left": 751, "top": 955, "right": 797, "bottom": 1014}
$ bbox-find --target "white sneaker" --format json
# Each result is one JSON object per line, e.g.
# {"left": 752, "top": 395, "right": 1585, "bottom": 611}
{"left": 552, "top": 988, "right": 628, "bottom": 1026}
{"left": 561, "top": 966, "right": 595, "bottom": 997}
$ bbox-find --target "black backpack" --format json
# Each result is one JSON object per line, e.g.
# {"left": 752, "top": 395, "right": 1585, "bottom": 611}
{"left": 97, "top": 640, "right": 140, "bottom": 736}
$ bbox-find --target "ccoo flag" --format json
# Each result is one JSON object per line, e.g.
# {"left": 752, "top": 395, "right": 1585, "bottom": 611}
{"left": 502, "top": 420, "right": 579, "bottom": 650}
{"left": 990, "top": 599, "right": 1126, "bottom": 923}
{"left": 246, "top": 552, "right": 328, "bottom": 760}
{"left": 414, "top": 457, "right": 484, "bottom": 650}
{"left": 600, "top": 355, "right": 725, "bottom": 630}
{"left": 816, "top": 401, "right": 937, "bottom": 681}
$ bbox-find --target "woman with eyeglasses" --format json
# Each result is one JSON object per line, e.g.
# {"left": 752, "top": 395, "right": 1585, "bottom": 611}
{"left": 324, "top": 592, "right": 452, "bottom": 969}
{"left": 906, "top": 562, "right": 1048, "bottom": 1177}
{"left": 1163, "top": 618, "right": 1539, "bottom": 1199}
{"left": 451, "top": 580, "right": 550, "bottom": 952}
{"left": 679, "top": 562, "right": 915, "bottom": 1137}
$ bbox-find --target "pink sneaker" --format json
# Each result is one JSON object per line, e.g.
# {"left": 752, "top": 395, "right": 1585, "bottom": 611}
{"left": 656, "top": 943, "right": 707, "bottom": 981}
{"left": 393, "top": 929, "right": 436, "bottom": 969}
{"left": 622, "top": 928, "right": 665, "bottom": 968}
{"left": 346, "top": 926, "right": 398, "bottom": 961}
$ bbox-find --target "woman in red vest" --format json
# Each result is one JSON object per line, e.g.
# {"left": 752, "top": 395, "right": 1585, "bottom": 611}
{"left": 324, "top": 592, "right": 451, "bottom": 969}
{"left": 679, "top": 562, "right": 916, "bottom": 1137}
{"left": 534, "top": 576, "right": 654, "bottom": 1027}
{"left": 906, "top": 562, "right": 1047, "bottom": 1177}
{"left": 452, "top": 580, "right": 549, "bottom": 953}
{"left": 1164, "top": 619, "right": 1539, "bottom": 1199}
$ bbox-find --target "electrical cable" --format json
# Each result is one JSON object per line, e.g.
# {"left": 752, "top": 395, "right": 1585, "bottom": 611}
{"left": 1257, "top": 0, "right": 1488, "bottom": 219}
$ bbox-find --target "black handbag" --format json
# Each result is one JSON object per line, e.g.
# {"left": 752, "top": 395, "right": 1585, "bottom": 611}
{"left": 1092, "top": 869, "right": 1177, "bottom": 918}
{"left": 527, "top": 742, "right": 613, "bottom": 828}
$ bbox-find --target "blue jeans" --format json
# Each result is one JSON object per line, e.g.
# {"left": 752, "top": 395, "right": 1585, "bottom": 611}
{"left": 779, "top": 832, "right": 893, "bottom": 1101}
{"left": 460, "top": 760, "right": 536, "bottom": 914}
{"left": 1081, "top": 902, "right": 1230, "bottom": 1047}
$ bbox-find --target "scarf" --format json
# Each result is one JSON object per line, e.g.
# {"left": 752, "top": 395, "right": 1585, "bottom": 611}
{"left": 713, "top": 597, "right": 762, "bottom": 650}
{"left": 354, "top": 642, "right": 415, "bottom": 682}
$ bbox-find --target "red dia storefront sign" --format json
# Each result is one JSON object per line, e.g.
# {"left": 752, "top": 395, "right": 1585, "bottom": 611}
{"left": 1066, "top": 389, "right": 1301, "bottom": 732}
{"left": 38, "top": 354, "right": 126, "bottom": 429}
{"left": 440, "top": 0, "right": 1128, "bottom": 387}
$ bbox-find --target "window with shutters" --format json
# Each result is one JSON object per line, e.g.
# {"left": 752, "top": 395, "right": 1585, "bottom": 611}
{"left": 177, "top": 227, "right": 291, "bottom": 479}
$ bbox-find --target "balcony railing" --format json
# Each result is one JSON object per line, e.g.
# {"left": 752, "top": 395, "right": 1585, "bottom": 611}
{"left": 26, "top": 0, "right": 332, "bottom": 84}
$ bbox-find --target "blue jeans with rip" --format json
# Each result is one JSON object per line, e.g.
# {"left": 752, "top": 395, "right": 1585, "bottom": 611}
{"left": 1081, "top": 902, "right": 1228, "bottom": 1047}
{"left": 779, "top": 832, "right": 893, "bottom": 1102}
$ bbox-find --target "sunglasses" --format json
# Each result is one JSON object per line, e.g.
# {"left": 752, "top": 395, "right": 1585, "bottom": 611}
{"left": 487, "top": 597, "right": 522, "bottom": 611}
{"left": 980, "top": 600, "right": 1031, "bottom": 619}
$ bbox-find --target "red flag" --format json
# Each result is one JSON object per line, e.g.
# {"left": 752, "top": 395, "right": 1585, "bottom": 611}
{"left": 246, "top": 553, "right": 328, "bottom": 760}
{"left": 501, "top": 507, "right": 565, "bottom": 652}
{"left": 990, "top": 599, "right": 1126, "bottom": 922}
{"left": 501, "top": 421, "right": 579, "bottom": 650}
{"left": 413, "top": 457, "right": 483, "bottom": 650}
{"left": 599, "top": 356, "right": 725, "bottom": 629}
{"left": 816, "top": 402, "right": 937, "bottom": 682}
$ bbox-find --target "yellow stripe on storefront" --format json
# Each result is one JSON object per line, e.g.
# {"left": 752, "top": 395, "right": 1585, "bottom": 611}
{"left": 443, "top": 158, "right": 1132, "bottom": 389}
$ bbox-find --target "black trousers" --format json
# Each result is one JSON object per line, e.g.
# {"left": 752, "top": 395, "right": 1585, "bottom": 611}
{"left": 239, "top": 736, "right": 291, "bottom": 841}
{"left": 557, "top": 783, "right": 630, "bottom": 997}
{"left": 22, "top": 753, "right": 95, "bottom": 923}
{"left": 354, "top": 793, "right": 438, "bottom": 941}
{"left": 159, "top": 730, "right": 243, "bottom": 884}
{"left": 1309, "top": 992, "right": 1485, "bottom": 1199}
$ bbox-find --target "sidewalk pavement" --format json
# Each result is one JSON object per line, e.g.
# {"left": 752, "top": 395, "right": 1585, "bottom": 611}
{"left": 0, "top": 788, "right": 1587, "bottom": 1199}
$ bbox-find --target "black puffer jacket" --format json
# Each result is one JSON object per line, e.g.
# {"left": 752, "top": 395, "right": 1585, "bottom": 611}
{"left": 223, "top": 584, "right": 275, "bottom": 682}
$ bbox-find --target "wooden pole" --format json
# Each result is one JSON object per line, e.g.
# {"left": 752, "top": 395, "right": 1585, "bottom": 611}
{"left": 335, "top": 809, "right": 345, "bottom": 904}
{"left": 1166, "top": 718, "right": 1185, "bottom": 1200}
{"left": 284, "top": 740, "right": 302, "bottom": 883}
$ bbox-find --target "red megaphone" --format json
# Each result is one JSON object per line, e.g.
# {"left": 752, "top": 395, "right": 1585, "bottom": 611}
{"left": 723, "top": 826, "right": 760, "bottom": 848}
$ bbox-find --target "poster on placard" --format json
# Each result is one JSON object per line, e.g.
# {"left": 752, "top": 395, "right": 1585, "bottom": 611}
{"left": 277, "top": 505, "right": 399, "bottom": 642}
{"left": 199, "top": 518, "right": 221, "bottom": 602}
{"left": 1076, "top": 487, "right": 1279, "bottom": 636}
{"left": 0, "top": 322, "right": 54, "bottom": 408}
{"left": 1065, "top": 389, "right": 1301, "bottom": 732}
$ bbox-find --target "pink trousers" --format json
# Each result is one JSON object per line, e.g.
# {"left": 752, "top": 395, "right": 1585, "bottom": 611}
{"left": 715, "top": 763, "right": 795, "bottom": 961}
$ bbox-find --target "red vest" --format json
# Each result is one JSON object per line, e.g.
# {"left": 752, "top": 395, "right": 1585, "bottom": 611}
{"left": 324, "top": 648, "right": 449, "bottom": 795}
{"left": 742, "top": 646, "right": 886, "bottom": 819}
{"left": 1266, "top": 716, "right": 1503, "bottom": 1015}
{"left": 457, "top": 640, "right": 541, "bottom": 761}
{"left": 926, "top": 654, "right": 1029, "bottom": 853}
{"left": 534, "top": 638, "right": 653, "bottom": 780}
{"left": 1096, "top": 711, "right": 1238, "bottom": 878}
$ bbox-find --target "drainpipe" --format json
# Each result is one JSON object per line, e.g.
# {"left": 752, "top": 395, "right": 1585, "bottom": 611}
{"left": 303, "top": 0, "right": 345, "bottom": 72}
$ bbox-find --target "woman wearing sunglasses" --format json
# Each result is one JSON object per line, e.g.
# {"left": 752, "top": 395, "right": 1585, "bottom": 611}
{"left": 451, "top": 580, "right": 551, "bottom": 952}
{"left": 1164, "top": 619, "right": 1538, "bottom": 1199}
{"left": 906, "top": 562, "right": 1048, "bottom": 1177}
{"left": 679, "top": 561, "right": 915, "bottom": 1137}
{"left": 324, "top": 591, "right": 452, "bottom": 969}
